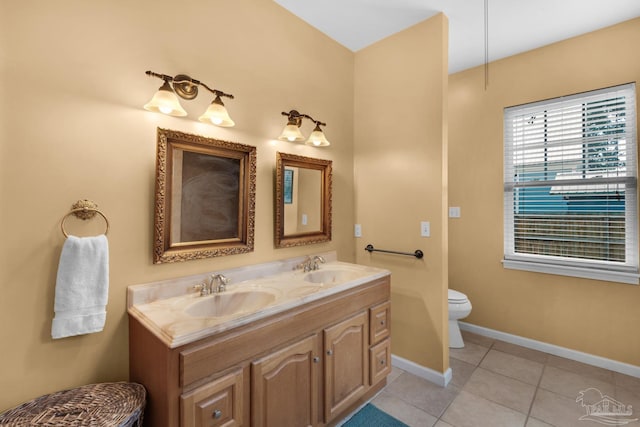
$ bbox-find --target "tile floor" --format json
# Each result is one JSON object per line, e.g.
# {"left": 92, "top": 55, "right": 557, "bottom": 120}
{"left": 371, "top": 331, "right": 640, "bottom": 427}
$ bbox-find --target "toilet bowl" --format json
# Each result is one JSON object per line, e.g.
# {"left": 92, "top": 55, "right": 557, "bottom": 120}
{"left": 448, "top": 289, "right": 472, "bottom": 348}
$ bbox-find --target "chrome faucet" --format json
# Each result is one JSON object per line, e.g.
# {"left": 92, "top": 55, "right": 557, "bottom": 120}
{"left": 295, "top": 256, "right": 313, "bottom": 272}
{"left": 193, "top": 281, "right": 211, "bottom": 296}
{"left": 312, "top": 255, "right": 326, "bottom": 270}
{"left": 210, "top": 273, "right": 229, "bottom": 293}
{"left": 193, "top": 273, "right": 229, "bottom": 296}
{"left": 296, "top": 255, "right": 326, "bottom": 272}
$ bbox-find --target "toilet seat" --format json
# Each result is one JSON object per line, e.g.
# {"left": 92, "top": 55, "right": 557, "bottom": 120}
{"left": 448, "top": 289, "right": 468, "bottom": 304}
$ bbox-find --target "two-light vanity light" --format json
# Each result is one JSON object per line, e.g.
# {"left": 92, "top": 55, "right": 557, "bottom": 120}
{"left": 278, "top": 110, "right": 331, "bottom": 147}
{"left": 143, "top": 71, "right": 235, "bottom": 127}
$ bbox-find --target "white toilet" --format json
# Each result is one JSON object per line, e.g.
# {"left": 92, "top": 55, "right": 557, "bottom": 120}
{"left": 448, "top": 289, "right": 472, "bottom": 348}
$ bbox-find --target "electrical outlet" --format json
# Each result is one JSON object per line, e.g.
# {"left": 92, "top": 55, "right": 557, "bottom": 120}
{"left": 449, "top": 207, "right": 461, "bottom": 218}
{"left": 301, "top": 214, "right": 308, "bottom": 225}
{"left": 421, "top": 221, "right": 430, "bottom": 237}
{"left": 354, "top": 224, "right": 362, "bottom": 237}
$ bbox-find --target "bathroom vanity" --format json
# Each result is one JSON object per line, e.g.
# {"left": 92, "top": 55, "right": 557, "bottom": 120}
{"left": 128, "top": 254, "right": 391, "bottom": 427}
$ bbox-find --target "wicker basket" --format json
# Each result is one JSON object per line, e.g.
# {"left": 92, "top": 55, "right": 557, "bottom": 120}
{"left": 0, "top": 382, "right": 145, "bottom": 426}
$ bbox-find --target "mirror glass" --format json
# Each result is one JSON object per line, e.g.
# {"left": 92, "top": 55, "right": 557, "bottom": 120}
{"left": 283, "top": 166, "right": 322, "bottom": 235}
{"left": 275, "top": 152, "right": 332, "bottom": 248}
{"left": 154, "top": 128, "right": 256, "bottom": 263}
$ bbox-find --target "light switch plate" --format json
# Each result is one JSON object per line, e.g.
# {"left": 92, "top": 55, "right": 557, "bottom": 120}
{"left": 354, "top": 224, "right": 362, "bottom": 237}
{"left": 449, "top": 207, "right": 461, "bottom": 218}
{"left": 420, "top": 221, "right": 430, "bottom": 237}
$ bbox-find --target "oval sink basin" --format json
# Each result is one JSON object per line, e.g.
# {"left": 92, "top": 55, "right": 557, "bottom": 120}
{"left": 304, "top": 269, "right": 362, "bottom": 285}
{"left": 185, "top": 291, "right": 276, "bottom": 318}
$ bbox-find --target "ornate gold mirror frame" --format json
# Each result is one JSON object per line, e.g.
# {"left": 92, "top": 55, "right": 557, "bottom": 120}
{"left": 275, "top": 152, "right": 332, "bottom": 248}
{"left": 154, "top": 128, "right": 256, "bottom": 263}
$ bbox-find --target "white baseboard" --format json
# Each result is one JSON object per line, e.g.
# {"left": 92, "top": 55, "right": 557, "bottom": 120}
{"left": 459, "top": 321, "right": 640, "bottom": 378}
{"left": 391, "top": 354, "right": 452, "bottom": 387}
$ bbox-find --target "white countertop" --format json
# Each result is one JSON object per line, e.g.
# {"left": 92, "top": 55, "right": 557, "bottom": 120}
{"left": 127, "top": 252, "right": 390, "bottom": 348}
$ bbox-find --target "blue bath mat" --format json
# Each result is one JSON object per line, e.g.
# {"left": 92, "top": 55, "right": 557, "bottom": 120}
{"left": 342, "top": 403, "right": 409, "bottom": 427}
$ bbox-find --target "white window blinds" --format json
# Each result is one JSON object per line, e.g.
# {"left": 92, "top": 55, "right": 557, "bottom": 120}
{"left": 504, "top": 83, "right": 638, "bottom": 282}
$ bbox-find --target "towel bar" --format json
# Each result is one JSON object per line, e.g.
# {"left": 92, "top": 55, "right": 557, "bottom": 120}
{"left": 365, "top": 244, "right": 424, "bottom": 259}
{"left": 61, "top": 199, "right": 110, "bottom": 237}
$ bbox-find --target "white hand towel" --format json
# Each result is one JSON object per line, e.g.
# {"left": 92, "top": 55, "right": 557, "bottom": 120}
{"left": 51, "top": 234, "right": 109, "bottom": 339}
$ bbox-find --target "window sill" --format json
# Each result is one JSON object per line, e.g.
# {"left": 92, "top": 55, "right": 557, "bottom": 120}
{"left": 502, "top": 259, "right": 639, "bottom": 285}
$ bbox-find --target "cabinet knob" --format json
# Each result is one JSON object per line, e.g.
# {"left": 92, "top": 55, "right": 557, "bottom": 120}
{"left": 313, "top": 357, "right": 320, "bottom": 363}
{"left": 213, "top": 409, "right": 222, "bottom": 419}
{"left": 380, "top": 359, "right": 385, "bottom": 365}
{"left": 380, "top": 320, "right": 385, "bottom": 326}
{"left": 326, "top": 349, "right": 333, "bottom": 356}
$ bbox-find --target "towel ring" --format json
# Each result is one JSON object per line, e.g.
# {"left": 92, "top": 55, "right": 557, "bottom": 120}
{"left": 61, "top": 200, "right": 110, "bottom": 238}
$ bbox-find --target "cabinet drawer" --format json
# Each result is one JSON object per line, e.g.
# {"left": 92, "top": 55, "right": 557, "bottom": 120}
{"left": 181, "top": 368, "right": 244, "bottom": 427}
{"left": 370, "top": 338, "right": 391, "bottom": 386}
{"left": 369, "top": 301, "right": 390, "bottom": 345}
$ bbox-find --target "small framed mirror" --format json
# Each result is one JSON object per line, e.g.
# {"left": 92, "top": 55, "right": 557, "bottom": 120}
{"left": 275, "top": 152, "right": 332, "bottom": 248}
{"left": 154, "top": 128, "right": 256, "bottom": 263}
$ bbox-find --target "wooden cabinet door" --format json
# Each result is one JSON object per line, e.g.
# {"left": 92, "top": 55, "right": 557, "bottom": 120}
{"left": 323, "top": 311, "right": 369, "bottom": 422}
{"left": 251, "top": 334, "right": 320, "bottom": 427}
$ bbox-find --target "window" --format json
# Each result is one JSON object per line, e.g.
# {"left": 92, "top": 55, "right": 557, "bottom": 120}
{"left": 503, "top": 83, "right": 638, "bottom": 284}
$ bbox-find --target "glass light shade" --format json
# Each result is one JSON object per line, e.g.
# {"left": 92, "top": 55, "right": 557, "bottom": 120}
{"left": 305, "top": 125, "right": 330, "bottom": 147}
{"left": 143, "top": 81, "right": 187, "bottom": 117}
{"left": 198, "top": 96, "right": 235, "bottom": 127}
{"left": 278, "top": 124, "right": 305, "bottom": 142}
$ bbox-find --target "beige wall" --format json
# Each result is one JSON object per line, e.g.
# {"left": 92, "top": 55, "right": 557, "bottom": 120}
{"left": 354, "top": 14, "right": 450, "bottom": 372}
{"left": 449, "top": 18, "right": 640, "bottom": 366}
{"left": 0, "top": 0, "right": 355, "bottom": 410}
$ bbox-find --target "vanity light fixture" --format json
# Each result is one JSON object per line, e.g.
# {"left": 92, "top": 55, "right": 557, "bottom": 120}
{"left": 278, "top": 110, "right": 330, "bottom": 147}
{"left": 143, "top": 71, "right": 235, "bottom": 127}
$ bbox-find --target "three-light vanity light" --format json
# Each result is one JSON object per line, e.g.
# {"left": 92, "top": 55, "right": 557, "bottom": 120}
{"left": 278, "top": 110, "right": 331, "bottom": 147}
{"left": 143, "top": 71, "right": 235, "bottom": 127}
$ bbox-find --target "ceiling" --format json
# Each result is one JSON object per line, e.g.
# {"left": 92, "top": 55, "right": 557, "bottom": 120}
{"left": 274, "top": 0, "right": 640, "bottom": 74}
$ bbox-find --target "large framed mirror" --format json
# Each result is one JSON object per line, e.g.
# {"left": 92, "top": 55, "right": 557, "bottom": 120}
{"left": 275, "top": 152, "right": 332, "bottom": 248}
{"left": 154, "top": 128, "right": 256, "bottom": 263}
